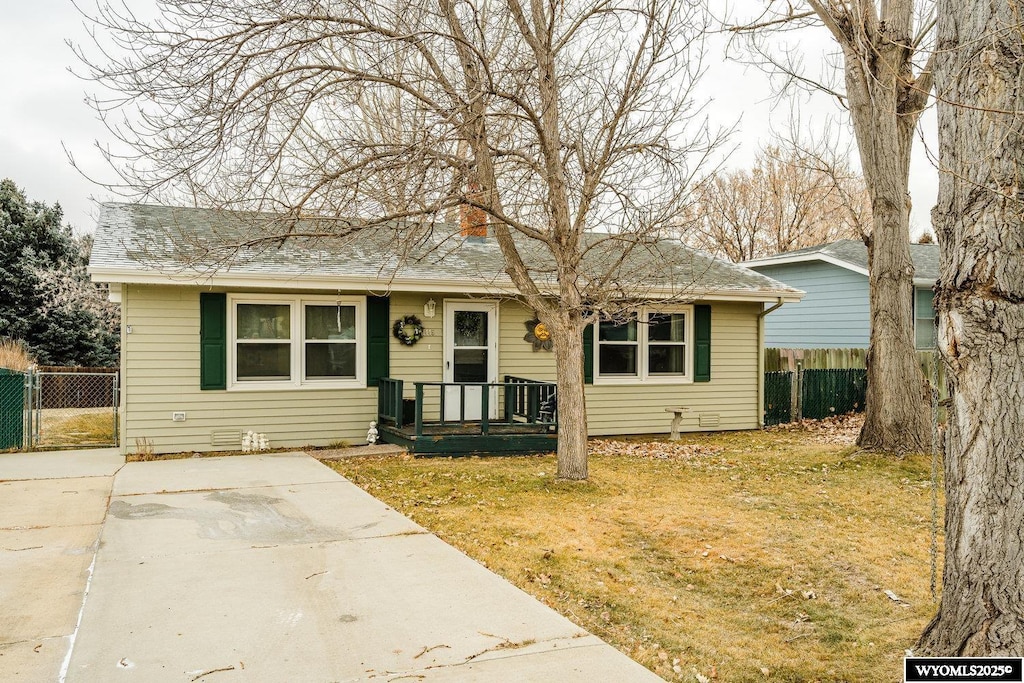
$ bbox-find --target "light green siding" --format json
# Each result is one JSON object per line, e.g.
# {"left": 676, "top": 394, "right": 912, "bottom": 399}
{"left": 121, "top": 286, "right": 762, "bottom": 453}
{"left": 122, "top": 284, "right": 378, "bottom": 454}
{"left": 585, "top": 302, "right": 761, "bottom": 435}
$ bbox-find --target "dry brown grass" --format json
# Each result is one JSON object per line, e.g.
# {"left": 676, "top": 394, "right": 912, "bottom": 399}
{"left": 0, "top": 339, "right": 34, "bottom": 371}
{"left": 36, "top": 408, "right": 117, "bottom": 447}
{"left": 329, "top": 425, "right": 942, "bottom": 683}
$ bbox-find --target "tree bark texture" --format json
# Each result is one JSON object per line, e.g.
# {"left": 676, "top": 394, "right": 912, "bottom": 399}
{"left": 548, "top": 311, "right": 589, "bottom": 481}
{"left": 828, "top": 3, "right": 932, "bottom": 452}
{"left": 917, "top": 0, "right": 1024, "bottom": 656}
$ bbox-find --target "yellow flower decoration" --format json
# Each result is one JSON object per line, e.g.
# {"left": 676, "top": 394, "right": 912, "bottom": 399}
{"left": 524, "top": 318, "right": 553, "bottom": 351}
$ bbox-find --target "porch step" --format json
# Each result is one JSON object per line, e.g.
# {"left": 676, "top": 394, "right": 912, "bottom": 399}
{"left": 309, "top": 444, "right": 408, "bottom": 461}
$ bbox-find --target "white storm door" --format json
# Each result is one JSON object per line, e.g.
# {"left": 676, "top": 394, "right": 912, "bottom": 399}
{"left": 444, "top": 301, "right": 498, "bottom": 421}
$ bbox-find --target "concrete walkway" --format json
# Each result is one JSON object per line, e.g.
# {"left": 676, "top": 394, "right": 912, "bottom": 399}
{"left": 1, "top": 450, "right": 663, "bottom": 682}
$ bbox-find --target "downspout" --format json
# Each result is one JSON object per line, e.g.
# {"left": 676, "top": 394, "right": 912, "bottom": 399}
{"left": 756, "top": 297, "right": 785, "bottom": 428}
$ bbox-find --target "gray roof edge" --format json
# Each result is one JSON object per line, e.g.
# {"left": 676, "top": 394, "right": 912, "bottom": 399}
{"left": 89, "top": 202, "right": 807, "bottom": 298}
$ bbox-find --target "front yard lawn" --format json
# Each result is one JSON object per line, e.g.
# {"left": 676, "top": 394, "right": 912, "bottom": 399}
{"left": 328, "top": 418, "right": 941, "bottom": 683}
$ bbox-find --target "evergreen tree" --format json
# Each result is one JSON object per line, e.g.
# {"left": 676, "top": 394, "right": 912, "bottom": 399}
{"left": 0, "top": 179, "right": 119, "bottom": 366}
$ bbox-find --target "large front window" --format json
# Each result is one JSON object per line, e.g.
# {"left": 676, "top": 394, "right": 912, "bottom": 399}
{"left": 595, "top": 307, "right": 693, "bottom": 383}
{"left": 230, "top": 295, "right": 364, "bottom": 389}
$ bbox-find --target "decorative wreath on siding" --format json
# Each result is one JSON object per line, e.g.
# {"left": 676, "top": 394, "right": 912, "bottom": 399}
{"left": 393, "top": 315, "right": 425, "bottom": 346}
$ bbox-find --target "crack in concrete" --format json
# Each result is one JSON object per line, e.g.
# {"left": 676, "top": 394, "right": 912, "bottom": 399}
{"left": 114, "top": 479, "right": 345, "bottom": 497}
{"left": 349, "top": 635, "right": 599, "bottom": 681}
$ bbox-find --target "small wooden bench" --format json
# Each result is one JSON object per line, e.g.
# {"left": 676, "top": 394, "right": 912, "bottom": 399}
{"left": 665, "top": 407, "right": 691, "bottom": 440}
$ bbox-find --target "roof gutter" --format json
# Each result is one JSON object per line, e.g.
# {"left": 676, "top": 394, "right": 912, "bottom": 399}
{"left": 756, "top": 298, "right": 786, "bottom": 429}
{"left": 87, "top": 266, "right": 804, "bottom": 304}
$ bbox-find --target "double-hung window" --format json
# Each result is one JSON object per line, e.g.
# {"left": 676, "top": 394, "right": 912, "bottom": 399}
{"left": 914, "top": 289, "right": 937, "bottom": 349}
{"left": 597, "top": 315, "right": 638, "bottom": 376}
{"left": 647, "top": 312, "right": 688, "bottom": 377}
{"left": 595, "top": 307, "right": 693, "bottom": 383}
{"left": 230, "top": 295, "right": 365, "bottom": 389}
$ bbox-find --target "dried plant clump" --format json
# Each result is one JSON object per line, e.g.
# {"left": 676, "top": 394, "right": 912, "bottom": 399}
{"left": 0, "top": 339, "right": 35, "bottom": 372}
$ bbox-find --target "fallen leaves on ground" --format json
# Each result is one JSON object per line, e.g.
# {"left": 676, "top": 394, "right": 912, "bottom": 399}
{"left": 588, "top": 439, "right": 724, "bottom": 461}
{"left": 766, "top": 412, "right": 863, "bottom": 445}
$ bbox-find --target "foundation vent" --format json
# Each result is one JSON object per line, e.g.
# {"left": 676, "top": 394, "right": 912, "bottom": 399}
{"left": 210, "top": 430, "right": 242, "bottom": 447}
{"left": 698, "top": 413, "right": 721, "bottom": 428}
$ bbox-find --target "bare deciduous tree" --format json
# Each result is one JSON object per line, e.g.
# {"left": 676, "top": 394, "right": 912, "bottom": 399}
{"left": 689, "top": 144, "right": 869, "bottom": 262}
{"left": 732, "top": 0, "right": 935, "bottom": 453}
{"left": 916, "top": 0, "right": 1024, "bottom": 655}
{"left": 77, "top": 0, "right": 720, "bottom": 480}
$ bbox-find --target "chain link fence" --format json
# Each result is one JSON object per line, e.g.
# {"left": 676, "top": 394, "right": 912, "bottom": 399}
{"left": 0, "top": 369, "right": 26, "bottom": 450}
{"left": 763, "top": 368, "right": 867, "bottom": 426}
{"left": 31, "top": 369, "right": 119, "bottom": 449}
{"left": 764, "top": 371, "right": 793, "bottom": 426}
{"left": 0, "top": 367, "right": 119, "bottom": 450}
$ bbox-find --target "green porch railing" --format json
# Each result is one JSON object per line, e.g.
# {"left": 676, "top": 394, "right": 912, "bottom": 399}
{"left": 377, "top": 377, "right": 404, "bottom": 427}
{"left": 377, "top": 377, "right": 557, "bottom": 439}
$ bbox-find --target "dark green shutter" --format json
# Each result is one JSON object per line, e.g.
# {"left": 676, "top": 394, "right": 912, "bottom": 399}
{"left": 582, "top": 323, "right": 594, "bottom": 384}
{"left": 200, "top": 293, "right": 227, "bottom": 390}
{"left": 366, "top": 296, "right": 390, "bottom": 387}
{"left": 694, "top": 304, "right": 711, "bottom": 382}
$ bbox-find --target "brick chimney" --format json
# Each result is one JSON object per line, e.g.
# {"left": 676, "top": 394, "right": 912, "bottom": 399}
{"left": 460, "top": 179, "right": 488, "bottom": 238}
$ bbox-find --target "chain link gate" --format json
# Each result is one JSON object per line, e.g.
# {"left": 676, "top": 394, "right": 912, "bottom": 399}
{"left": 26, "top": 368, "right": 119, "bottom": 449}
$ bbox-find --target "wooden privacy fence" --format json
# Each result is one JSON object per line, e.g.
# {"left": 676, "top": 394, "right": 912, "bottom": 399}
{"left": 763, "top": 348, "right": 948, "bottom": 426}
{"left": 766, "top": 348, "right": 947, "bottom": 399}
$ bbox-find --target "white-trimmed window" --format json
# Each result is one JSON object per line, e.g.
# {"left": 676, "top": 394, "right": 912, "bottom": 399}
{"left": 595, "top": 307, "right": 693, "bottom": 383}
{"left": 229, "top": 294, "right": 365, "bottom": 389}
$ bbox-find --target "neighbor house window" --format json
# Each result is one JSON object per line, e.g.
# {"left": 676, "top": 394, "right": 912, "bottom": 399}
{"left": 595, "top": 307, "right": 693, "bottom": 383}
{"left": 914, "top": 289, "right": 937, "bottom": 349}
{"left": 230, "top": 295, "right": 364, "bottom": 389}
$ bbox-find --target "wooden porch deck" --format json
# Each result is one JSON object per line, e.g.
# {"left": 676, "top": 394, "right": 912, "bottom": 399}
{"left": 376, "top": 377, "right": 558, "bottom": 455}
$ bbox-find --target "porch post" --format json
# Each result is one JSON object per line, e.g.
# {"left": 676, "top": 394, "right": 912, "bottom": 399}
{"left": 481, "top": 385, "right": 489, "bottom": 435}
{"left": 415, "top": 383, "right": 424, "bottom": 437}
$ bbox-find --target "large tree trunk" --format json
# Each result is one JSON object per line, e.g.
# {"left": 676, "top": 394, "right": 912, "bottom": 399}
{"left": 858, "top": 212, "right": 931, "bottom": 453}
{"left": 548, "top": 311, "right": 589, "bottom": 481}
{"left": 917, "top": 0, "right": 1024, "bottom": 655}
{"left": 839, "top": 27, "right": 931, "bottom": 453}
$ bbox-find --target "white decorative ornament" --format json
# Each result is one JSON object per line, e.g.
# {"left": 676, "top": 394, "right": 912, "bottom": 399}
{"left": 366, "top": 421, "right": 379, "bottom": 445}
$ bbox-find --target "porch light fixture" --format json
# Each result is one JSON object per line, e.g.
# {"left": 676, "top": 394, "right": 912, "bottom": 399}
{"left": 423, "top": 298, "right": 437, "bottom": 318}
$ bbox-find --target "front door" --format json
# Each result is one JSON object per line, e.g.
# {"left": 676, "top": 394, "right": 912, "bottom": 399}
{"left": 444, "top": 301, "right": 498, "bottom": 421}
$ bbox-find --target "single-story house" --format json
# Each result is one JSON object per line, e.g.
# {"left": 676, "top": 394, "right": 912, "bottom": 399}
{"left": 89, "top": 203, "right": 803, "bottom": 455}
{"left": 742, "top": 239, "right": 938, "bottom": 349}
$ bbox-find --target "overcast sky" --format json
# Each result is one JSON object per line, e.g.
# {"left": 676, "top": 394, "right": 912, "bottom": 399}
{"left": 0, "top": 1, "right": 937, "bottom": 237}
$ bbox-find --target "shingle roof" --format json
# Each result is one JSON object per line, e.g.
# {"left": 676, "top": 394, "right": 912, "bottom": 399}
{"left": 749, "top": 239, "right": 939, "bottom": 282}
{"left": 89, "top": 203, "right": 802, "bottom": 299}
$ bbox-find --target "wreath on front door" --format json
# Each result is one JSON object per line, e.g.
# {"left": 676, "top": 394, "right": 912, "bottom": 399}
{"left": 393, "top": 315, "right": 425, "bottom": 346}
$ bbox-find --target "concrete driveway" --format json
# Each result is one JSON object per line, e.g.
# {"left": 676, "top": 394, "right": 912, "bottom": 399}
{"left": 1, "top": 450, "right": 663, "bottom": 682}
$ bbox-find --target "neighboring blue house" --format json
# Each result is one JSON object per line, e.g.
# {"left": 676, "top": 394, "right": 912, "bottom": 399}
{"left": 743, "top": 240, "right": 938, "bottom": 349}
